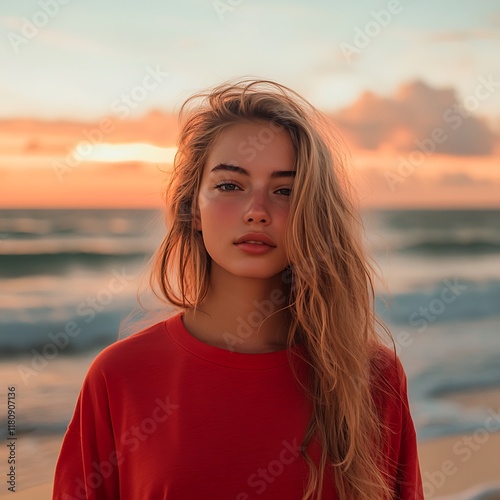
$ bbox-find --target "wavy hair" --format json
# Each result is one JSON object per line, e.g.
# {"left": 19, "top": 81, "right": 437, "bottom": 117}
{"left": 149, "top": 79, "right": 395, "bottom": 499}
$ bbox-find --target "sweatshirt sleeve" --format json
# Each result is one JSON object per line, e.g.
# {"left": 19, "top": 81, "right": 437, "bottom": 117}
{"left": 371, "top": 348, "right": 424, "bottom": 499}
{"left": 52, "top": 353, "right": 121, "bottom": 500}
{"left": 394, "top": 360, "right": 424, "bottom": 500}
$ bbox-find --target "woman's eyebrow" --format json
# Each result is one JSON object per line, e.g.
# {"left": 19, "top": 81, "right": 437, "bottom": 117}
{"left": 210, "top": 163, "right": 295, "bottom": 178}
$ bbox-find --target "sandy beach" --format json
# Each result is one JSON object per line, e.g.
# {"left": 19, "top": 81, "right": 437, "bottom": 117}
{"left": 3, "top": 388, "right": 499, "bottom": 500}
{"left": 0, "top": 483, "right": 53, "bottom": 500}
{"left": 418, "top": 387, "right": 500, "bottom": 499}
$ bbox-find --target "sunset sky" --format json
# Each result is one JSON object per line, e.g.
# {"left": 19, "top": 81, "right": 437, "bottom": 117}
{"left": 1, "top": 0, "right": 499, "bottom": 208}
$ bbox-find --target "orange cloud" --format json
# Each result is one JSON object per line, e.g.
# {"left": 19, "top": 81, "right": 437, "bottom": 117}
{"left": 1, "top": 93, "right": 499, "bottom": 209}
{"left": 333, "top": 80, "right": 497, "bottom": 155}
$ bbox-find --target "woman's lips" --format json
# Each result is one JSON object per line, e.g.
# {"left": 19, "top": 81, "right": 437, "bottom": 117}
{"left": 234, "top": 242, "right": 275, "bottom": 254}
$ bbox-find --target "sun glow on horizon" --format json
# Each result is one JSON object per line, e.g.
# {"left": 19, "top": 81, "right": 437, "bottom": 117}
{"left": 71, "top": 142, "right": 177, "bottom": 164}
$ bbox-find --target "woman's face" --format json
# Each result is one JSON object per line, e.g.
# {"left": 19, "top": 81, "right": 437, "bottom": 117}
{"left": 195, "top": 120, "right": 296, "bottom": 281}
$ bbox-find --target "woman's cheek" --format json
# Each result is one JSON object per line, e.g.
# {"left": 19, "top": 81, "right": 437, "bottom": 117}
{"left": 201, "top": 195, "right": 240, "bottom": 224}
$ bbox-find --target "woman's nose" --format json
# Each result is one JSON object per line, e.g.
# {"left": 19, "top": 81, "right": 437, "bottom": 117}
{"left": 244, "top": 192, "right": 270, "bottom": 224}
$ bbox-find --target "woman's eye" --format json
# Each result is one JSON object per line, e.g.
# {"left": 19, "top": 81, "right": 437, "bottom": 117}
{"left": 215, "top": 182, "right": 240, "bottom": 192}
{"left": 213, "top": 183, "right": 291, "bottom": 196}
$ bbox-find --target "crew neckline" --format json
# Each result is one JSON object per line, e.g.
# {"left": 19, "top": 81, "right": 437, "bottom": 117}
{"left": 164, "top": 311, "right": 306, "bottom": 370}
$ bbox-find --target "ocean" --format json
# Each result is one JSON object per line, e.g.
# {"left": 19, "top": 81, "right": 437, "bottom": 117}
{"left": 1, "top": 208, "right": 499, "bottom": 493}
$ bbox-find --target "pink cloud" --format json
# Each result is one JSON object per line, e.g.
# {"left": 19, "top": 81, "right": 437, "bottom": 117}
{"left": 333, "top": 80, "right": 496, "bottom": 155}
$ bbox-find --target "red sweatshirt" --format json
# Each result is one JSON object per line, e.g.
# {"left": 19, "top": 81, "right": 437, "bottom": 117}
{"left": 53, "top": 312, "right": 423, "bottom": 499}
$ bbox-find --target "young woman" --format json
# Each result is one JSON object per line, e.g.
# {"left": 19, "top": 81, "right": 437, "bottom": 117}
{"left": 53, "top": 80, "right": 423, "bottom": 499}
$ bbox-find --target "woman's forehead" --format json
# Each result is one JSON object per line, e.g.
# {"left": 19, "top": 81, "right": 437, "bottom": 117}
{"left": 205, "top": 121, "right": 296, "bottom": 172}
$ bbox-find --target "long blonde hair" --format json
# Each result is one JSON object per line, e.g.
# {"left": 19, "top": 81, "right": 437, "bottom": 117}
{"left": 150, "top": 79, "right": 395, "bottom": 499}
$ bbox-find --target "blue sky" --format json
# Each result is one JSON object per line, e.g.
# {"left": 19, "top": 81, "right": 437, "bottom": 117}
{"left": 1, "top": 0, "right": 499, "bottom": 121}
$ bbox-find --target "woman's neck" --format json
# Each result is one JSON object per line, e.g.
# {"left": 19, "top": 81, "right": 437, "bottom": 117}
{"left": 183, "top": 265, "right": 291, "bottom": 353}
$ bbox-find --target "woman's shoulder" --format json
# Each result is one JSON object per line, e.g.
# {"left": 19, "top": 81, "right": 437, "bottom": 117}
{"left": 369, "top": 344, "right": 409, "bottom": 408}
{"left": 84, "top": 317, "right": 174, "bottom": 382}
{"left": 370, "top": 344, "right": 405, "bottom": 379}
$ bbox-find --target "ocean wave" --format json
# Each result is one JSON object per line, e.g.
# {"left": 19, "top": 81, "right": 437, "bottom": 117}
{"left": 416, "top": 358, "right": 500, "bottom": 406}
{"left": 1, "top": 228, "right": 77, "bottom": 239}
{"left": 2, "top": 277, "right": 499, "bottom": 354}
{"left": 0, "top": 251, "right": 148, "bottom": 277}
{"left": 377, "top": 278, "right": 500, "bottom": 325}
{"left": 0, "top": 420, "right": 71, "bottom": 440}
{"left": 0, "top": 316, "right": 121, "bottom": 359}
{"left": 400, "top": 239, "right": 500, "bottom": 256}
{"left": 408, "top": 350, "right": 500, "bottom": 442}
{"left": 435, "top": 482, "right": 500, "bottom": 500}
{"left": 0, "top": 209, "right": 161, "bottom": 237}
